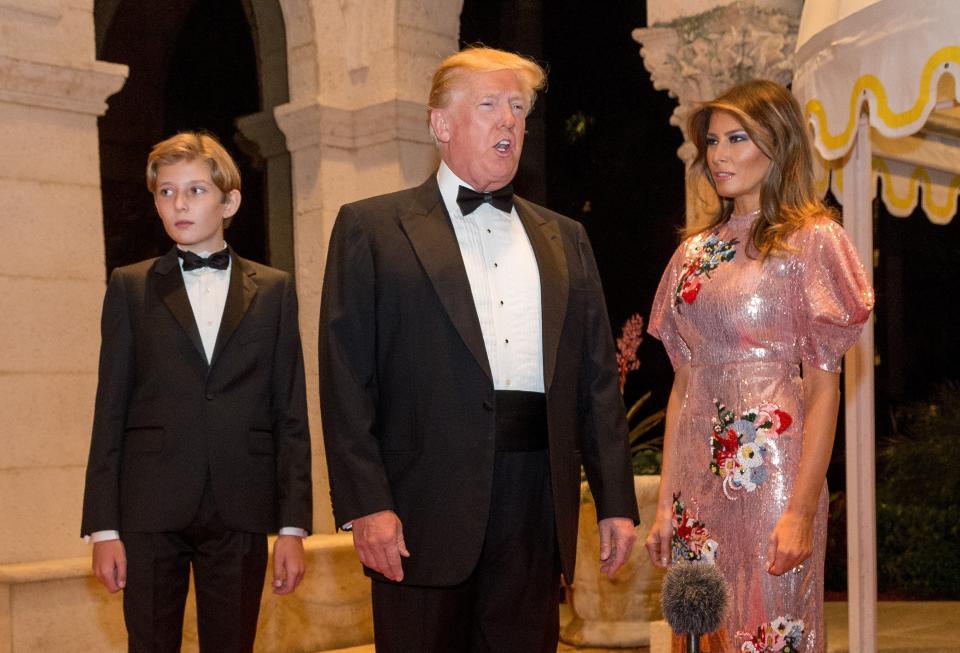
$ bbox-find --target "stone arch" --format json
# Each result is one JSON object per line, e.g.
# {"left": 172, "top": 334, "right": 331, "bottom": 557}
{"left": 236, "top": 0, "right": 296, "bottom": 271}
{"left": 94, "top": 0, "right": 295, "bottom": 272}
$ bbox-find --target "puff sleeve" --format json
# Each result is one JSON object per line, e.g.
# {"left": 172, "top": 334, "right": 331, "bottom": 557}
{"left": 796, "top": 219, "right": 875, "bottom": 373}
{"left": 648, "top": 244, "right": 692, "bottom": 370}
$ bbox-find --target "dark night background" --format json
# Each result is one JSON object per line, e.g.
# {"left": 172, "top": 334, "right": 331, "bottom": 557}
{"left": 96, "top": 0, "right": 960, "bottom": 597}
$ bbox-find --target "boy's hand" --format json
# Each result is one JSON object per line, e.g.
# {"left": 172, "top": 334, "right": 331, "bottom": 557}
{"left": 92, "top": 539, "right": 127, "bottom": 593}
{"left": 272, "top": 534, "right": 306, "bottom": 595}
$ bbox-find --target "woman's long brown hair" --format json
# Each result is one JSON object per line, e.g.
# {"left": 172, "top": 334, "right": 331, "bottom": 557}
{"left": 686, "top": 80, "right": 837, "bottom": 257}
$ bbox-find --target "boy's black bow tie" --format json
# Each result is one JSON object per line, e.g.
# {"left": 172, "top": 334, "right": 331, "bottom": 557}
{"left": 178, "top": 248, "right": 230, "bottom": 271}
{"left": 456, "top": 184, "right": 514, "bottom": 215}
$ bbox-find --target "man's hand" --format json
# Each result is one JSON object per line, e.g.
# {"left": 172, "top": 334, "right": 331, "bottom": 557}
{"left": 351, "top": 510, "right": 410, "bottom": 582}
{"left": 272, "top": 534, "right": 306, "bottom": 595}
{"left": 598, "top": 517, "right": 636, "bottom": 577}
{"left": 92, "top": 539, "right": 127, "bottom": 593}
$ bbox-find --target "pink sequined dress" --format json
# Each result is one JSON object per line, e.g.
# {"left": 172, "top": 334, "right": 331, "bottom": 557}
{"left": 649, "top": 213, "right": 874, "bottom": 653}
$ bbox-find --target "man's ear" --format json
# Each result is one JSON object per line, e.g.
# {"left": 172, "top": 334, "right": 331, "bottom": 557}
{"left": 430, "top": 109, "right": 451, "bottom": 143}
{"left": 222, "top": 189, "right": 241, "bottom": 218}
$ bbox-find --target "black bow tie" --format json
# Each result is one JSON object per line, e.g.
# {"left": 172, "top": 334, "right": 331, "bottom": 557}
{"left": 178, "top": 248, "right": 230, "bottom": 271}
{"left": 456, "top": 184, "right": 514, "bottom": 215}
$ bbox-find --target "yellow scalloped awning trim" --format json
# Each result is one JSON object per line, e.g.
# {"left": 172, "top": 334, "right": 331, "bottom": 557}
{"left": 819, "top": 158, "right": 958, "bottom": 224}
{"left": 805, "top": 45, "right": 960, "bottom": 153}
{"left": 874, "top": 159, "right": 960, "bottom": 224}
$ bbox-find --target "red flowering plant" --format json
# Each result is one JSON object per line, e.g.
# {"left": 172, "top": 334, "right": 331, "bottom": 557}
{"left": 616, "top": 313, "right": 666, "bottom": 475}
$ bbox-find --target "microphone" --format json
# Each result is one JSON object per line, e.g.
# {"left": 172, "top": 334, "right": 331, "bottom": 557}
{"left": 661, "top": 561, "right": 730, "bottom": 653}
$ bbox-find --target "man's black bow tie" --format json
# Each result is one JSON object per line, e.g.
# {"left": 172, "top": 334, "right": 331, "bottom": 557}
{"left": 456, "top": 184, "right": 514, "bottom": 215}
{"left": 178, "top": 248, "right": 230, "bottom": 271}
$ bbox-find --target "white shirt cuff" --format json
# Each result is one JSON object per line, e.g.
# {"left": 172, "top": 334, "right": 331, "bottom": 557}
{"left": 278, "top": 527, "right": 309, "bottom": 538}
{"left": 84, "top": 530, "right": 120, "bottom": 544}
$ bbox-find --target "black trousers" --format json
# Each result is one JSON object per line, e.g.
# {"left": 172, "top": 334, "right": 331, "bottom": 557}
{"left": 121, "top": 482, "right": 268, "bottom": 653}
{"left": 372, "top": 392, "right": 560, "bottom": 653}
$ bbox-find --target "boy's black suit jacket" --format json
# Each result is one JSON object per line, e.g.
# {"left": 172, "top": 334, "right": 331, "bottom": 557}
{"left": 81, "top": 247, "right": 313, "bottom": 536}
{"left": 320, "top": 176, "right": 638, "bottom": 587}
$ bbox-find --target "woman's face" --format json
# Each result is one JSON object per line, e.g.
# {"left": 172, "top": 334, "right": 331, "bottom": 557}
{"left": 705, "top": 111, "right": 771, "bottom": 212}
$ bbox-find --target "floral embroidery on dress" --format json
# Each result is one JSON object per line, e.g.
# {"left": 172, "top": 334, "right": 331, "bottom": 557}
{"left": 710, "top": 400, "right": 793, "bottom": 500}
{"left": 738, "top": 615, "right": 805, "bottom": 652}
{"left": 674, "top": 233, "right": 740, "bottom": 309}
{"left": 671, "top": 492, "right": 718, "bottom": 564}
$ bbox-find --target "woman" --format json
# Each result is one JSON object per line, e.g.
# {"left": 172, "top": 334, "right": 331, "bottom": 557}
{"left": 645, "top": 80, "right": 874, "bottom": 653}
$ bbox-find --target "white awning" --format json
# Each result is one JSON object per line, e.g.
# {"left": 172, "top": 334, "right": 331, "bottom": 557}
{"left": 793, "top": 0, "right": 960, "bottom": 223}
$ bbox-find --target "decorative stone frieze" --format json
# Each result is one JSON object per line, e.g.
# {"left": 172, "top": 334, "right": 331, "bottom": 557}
{"left": 633, "top": 1, "right": 801, "bottom": 166}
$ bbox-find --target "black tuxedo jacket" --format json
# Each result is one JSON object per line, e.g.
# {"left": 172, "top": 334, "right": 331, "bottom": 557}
{"left": 81, "top": 247, "right": 312, "bottom": 536}
{"left": 320, "top": 176, "right": 638, "bottom": 586}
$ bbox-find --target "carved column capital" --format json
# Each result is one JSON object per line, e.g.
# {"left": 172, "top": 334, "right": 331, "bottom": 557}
{"left": 633, "top": 0, "right": 802, "bottom": 166}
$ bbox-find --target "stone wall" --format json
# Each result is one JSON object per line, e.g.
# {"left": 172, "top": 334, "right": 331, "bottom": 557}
{"left": 0, "top": 0, "right": 126, "bottom": 565}
{"left": 0, "top": 0, "right": 463, "bottom": 649}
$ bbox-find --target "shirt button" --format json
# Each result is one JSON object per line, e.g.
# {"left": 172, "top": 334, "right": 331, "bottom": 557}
{"left": 486, "top": 228, "right": 491, "bottom": 233}
{"left": 499, "top": 300, "right": 504, "bottom": 306}
{"left": 207, "top": 321, "right": 213, "bottom": 326}
{"left": 505, "top": 379, "right": 512, "bottom": 386}
{"left": 505, "top": 339, "right": 509, "bottom": 344}
{"left": 493, "top": 262, "right": 498, "bottom": 268}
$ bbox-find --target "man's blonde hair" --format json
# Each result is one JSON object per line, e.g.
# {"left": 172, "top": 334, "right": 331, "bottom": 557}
{"left": 427, "top": 46, "right": 546, "bottom": 137}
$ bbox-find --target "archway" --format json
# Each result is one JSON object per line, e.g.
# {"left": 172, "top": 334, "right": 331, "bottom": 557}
{"left": 95, "top": 0, "right": 292, "bottom": 273}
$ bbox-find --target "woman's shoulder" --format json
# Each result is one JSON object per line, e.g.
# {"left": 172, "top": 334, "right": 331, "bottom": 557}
{"left": 786, "top": 211, "right": 846, "bottom": 248}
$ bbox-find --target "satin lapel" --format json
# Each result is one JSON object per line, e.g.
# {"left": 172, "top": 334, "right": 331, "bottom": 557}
{"left": 210, "top": 252, "right": 257, "bottom": 368}
{"left": 515, "top": 197, "right": 569, "bottom": 391}
{"left": 154, "top": 248, "right": 207, "bottom": 363}
{"left": 399, "top": 178, "right": 492, "bottom": 382}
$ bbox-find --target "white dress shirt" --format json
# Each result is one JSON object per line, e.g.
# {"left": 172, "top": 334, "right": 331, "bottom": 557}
{"left": 87, "top": 244, "right": 306, "bottom": 542}
{"left": 437, "top": 162, "right": 544, "bottom": 392}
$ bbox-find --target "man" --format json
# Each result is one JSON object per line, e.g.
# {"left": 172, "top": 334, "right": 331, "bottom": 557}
{"left": 320, "top": 47, "right": 638, "bottom": 652}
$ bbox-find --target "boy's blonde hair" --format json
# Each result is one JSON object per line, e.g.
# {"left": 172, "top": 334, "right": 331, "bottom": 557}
{"left": 146, "top": 131, "right": 241, "bottom": 227}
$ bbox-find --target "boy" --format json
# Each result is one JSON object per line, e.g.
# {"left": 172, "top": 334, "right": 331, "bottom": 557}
{"left": 81, "top": 131, "right": 313, "bottom": 652}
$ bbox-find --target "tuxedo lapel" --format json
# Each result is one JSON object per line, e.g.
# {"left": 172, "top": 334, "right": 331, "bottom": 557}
{"left": 154, "top": 248, "right": 206, "bottom": 363}
{"left": 399, "top": 178, "right": 492, "bottom": 382}
{"left": 210, "top": 250, "right": 257, "bottom": 368}
{"left": 515, "top": 197, "right": 569, "bottom": 391}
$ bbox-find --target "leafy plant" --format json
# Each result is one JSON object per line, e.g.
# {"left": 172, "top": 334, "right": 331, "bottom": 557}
{"left": 827, "top": 381, "right": 960, "bottom": 598}
{"left": 875, "top": 381, "right": 960, "bottom": 598}
{"left": 616, "top": 313, "right": 666, "bottom": 475}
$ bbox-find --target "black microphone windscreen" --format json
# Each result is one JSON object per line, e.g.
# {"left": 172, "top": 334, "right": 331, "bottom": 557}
{"left": 661, "top": 561, "right": 730, "bottom": 636}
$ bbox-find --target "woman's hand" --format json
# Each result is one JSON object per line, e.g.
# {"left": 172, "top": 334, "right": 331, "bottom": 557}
{"left": 645, "top": 510, "right": 674, "bottom": 568}
{"left": 766, "top": 509, "right": 814, "bottom": 575}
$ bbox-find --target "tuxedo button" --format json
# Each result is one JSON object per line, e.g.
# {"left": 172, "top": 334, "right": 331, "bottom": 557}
{"left": 482, "top": 401, "right": 493, "bottom": 411}
{"left": 205, "top": 393, "right": 215, "bottom": 401}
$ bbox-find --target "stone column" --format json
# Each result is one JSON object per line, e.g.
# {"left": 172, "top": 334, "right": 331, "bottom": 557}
{"left": 0, "top": 1, "right": 127, "bottom": 565}
{"left": 236, "top": 111, "right": 295, "bottom": 273}
{"left": 276, "top": 0, "right": 462, "bottom": 533}
{"left": 632, "top": 0, "right": 802, "bottom": 225}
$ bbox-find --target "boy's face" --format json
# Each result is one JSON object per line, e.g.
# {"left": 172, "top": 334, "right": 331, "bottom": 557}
{"left": 154, "top": 158, "right": 240, "bottom": 254}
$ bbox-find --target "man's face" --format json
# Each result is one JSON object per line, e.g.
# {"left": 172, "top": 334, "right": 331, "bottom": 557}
{"left": 432, "top": 69, "right": 528, "bottom": 192}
